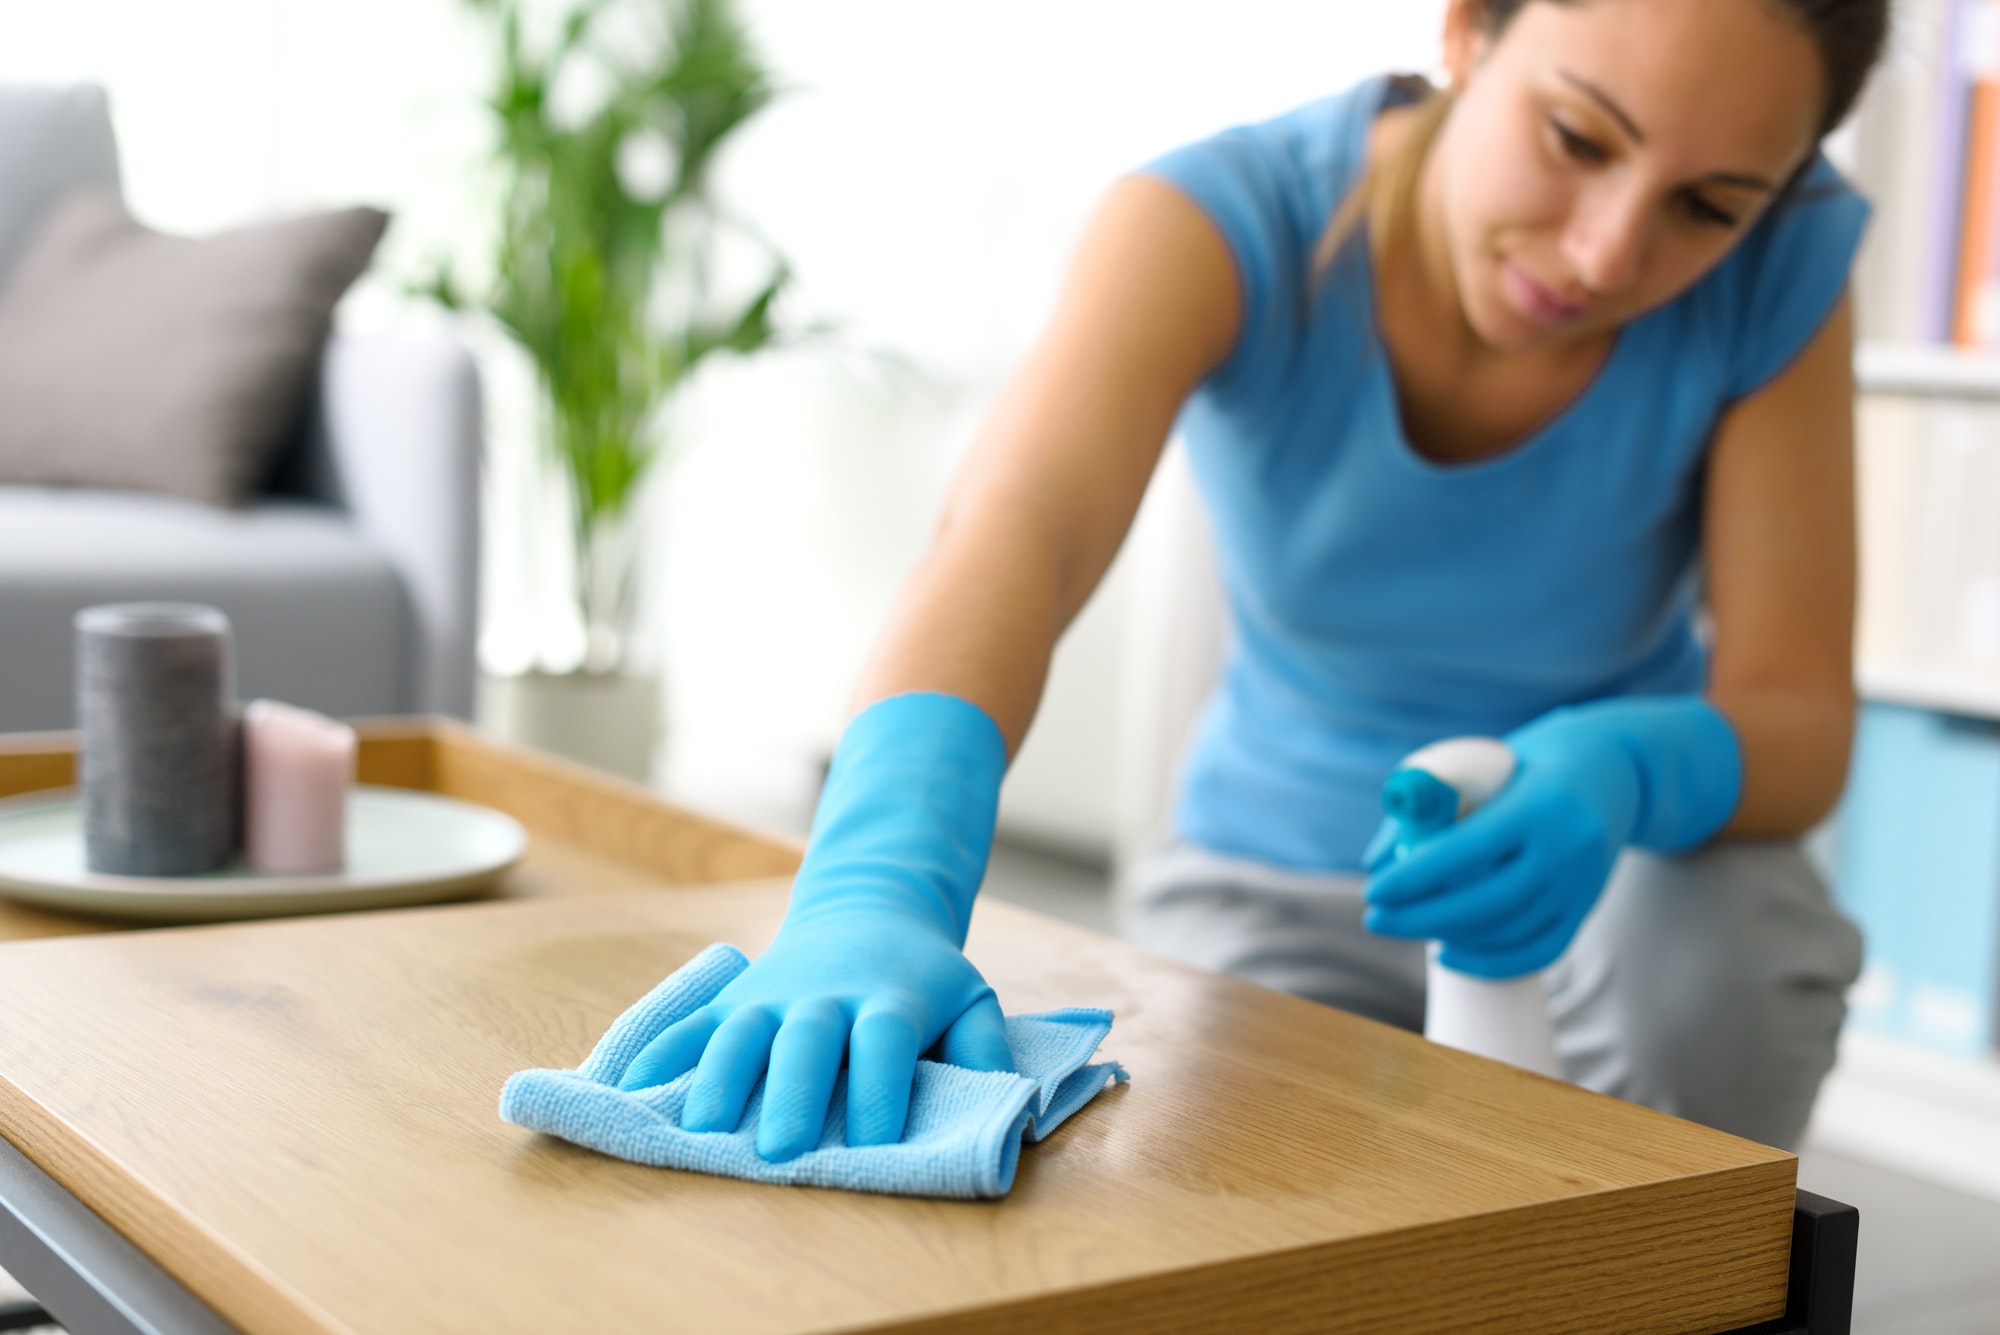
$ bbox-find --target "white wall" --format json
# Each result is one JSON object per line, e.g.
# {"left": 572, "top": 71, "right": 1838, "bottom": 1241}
{"left": 664, "top": 2, "right": 1451, "bottom": 850}
{"left": 730, "top": 2, "right": 1450, "bottom": 378}
{"left": 0, "top": 0, "right": 1450, "bottom": 849}
{"left": 0, "top": 0, "right": 486, "bottom": 257}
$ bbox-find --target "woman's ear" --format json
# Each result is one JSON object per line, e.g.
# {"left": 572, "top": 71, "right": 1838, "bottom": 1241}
{"left": 1441, "top": 0, "right": 1493, "bottom": 87}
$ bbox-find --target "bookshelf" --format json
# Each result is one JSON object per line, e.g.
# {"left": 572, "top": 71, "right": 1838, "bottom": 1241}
{"left": 1851, "top": 340, "right": 2000, "bottom": 723}
{"left": 1854, "top": 660, "right": 2000, "bottom": 722}
{"left": 1824, "top": 341, "right": 2000, "bottom": 1202}
{"left": 1809, "top": 1030, "right": 2000, "bottom": 1202}
{"left": 1857, "top": 339, "right": 2000, "bottom": 399}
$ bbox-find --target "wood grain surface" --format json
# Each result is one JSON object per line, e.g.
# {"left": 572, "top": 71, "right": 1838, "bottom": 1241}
{"left": 0, "top": 885, "right": 1796, "bottom": 1335}
{"left": 0, "top": 720, "right": 804, "bottom": 942}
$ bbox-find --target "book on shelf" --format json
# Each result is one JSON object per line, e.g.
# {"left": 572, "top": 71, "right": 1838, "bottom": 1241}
{"left": 1847, "top": 0, "right": 1962, "bottom": 343}
{"left": 1842, "top": 0, "right": 2000, "bottom": 346}
{"left": 1842, "top": 393, "right": 2000, "bottom": 1063}
{"left": 1855, "top": 393, "right": 2000, "bottom": 677}
{"left": 1835, "top": 701, "right": 2000, "bottom": 1059}
{"left": 1956, "top": 0, "right": 2000, "bottom": 344}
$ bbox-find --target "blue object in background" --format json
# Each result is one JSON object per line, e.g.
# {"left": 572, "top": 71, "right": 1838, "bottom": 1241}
{"left": 1835, "top": 702, "right": 2000, "bottom": 1057}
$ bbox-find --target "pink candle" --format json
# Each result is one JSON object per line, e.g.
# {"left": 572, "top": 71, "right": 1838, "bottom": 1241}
{"left": 242, "top": 700, "right": 356, "bottom": 875}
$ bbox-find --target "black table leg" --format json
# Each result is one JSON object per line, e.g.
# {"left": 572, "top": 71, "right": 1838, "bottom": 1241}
{"left": 1721, "top": 1188, "right": 1860, "bottom": 1335}
{"left": 0, "top": 1297, "right": 54, "bottom": 1332}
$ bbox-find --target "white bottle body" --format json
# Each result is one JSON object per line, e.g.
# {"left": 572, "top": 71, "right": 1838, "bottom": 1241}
{"left": 1394, "top": 737, "right": 1564, "bottom": 1078}
{"left": 1423, "top": 944, "right": 1562, "bottom": 1077}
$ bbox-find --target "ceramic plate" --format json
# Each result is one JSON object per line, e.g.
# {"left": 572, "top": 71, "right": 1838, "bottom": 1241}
{"left": 0, "top": 786, "right": 527, "bottom": 922}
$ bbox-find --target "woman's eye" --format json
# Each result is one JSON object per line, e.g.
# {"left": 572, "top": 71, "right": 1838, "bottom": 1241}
{"left": 1681, "top": 191, "right": 1739, "bottom": 228}
{"left": 1550, "top": 118, "right": 1606, "bottom": 164}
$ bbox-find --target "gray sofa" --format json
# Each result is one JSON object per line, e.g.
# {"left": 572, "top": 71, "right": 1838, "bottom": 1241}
{"left": 0, "top": 84, "right": 480, "bottom": 732}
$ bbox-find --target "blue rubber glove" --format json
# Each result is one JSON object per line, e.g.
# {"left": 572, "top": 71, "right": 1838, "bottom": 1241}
{"left": 617, "top": 691, "right": 1014, "bottom": 1161}
{"left": 1362, "top": 695, "right": 1742, "bottom": 980}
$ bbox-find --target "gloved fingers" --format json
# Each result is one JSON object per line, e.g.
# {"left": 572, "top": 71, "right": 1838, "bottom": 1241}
{"left": 938, "top": 991, "right": 1014, "bottom": 1072}
{"left": 845, "top": 1005, "right": 923, "bottom": 1147}
{"left": 618, "top": 1006, "right": 722, "bottom": 1091}
{"left": 1361, "top": 817, "right": 1401, "bottom": 872}
{"left": 1363, "top": 797, "right": 1530, "bottom": 908}
{"left": 1376, "top": 827, "right": 1512, "bottom": 911}
{"left": 1440, "top": 844, "right": 1611, "bottom": 956}
{"left": 680, "top": 1005, "right": 782, "bottom": 1135}
{"left": 1434, "top": 883, "right": 1573, "bottom": 963}
{"left": 1364, "top": 850, "right": 1542, "bottom": 942}
{"left": 756, "top": 998, "right": 849, "bottom": 1162}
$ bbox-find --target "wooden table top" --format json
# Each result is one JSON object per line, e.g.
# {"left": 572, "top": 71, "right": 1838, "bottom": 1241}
{"left": 0, "top": 890, "right": 1796, "bottom": 1335}
{"left": 0, "top": 725, "right": 1797, "bottom": 1334}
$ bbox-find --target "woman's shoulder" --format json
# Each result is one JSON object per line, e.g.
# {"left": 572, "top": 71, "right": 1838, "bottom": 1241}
{"left": 1129, "top": 75, "right": 1403, "bottom": 398}
{"left": 1136, "top": 75, "right": 1397, "bottom": 239}
{"left": 1675, "top": 153, "right": 1871, "bottom": 402}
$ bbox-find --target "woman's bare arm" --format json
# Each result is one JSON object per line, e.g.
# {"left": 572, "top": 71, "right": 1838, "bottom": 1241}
{"left": 1702, "top": 293, "right": 1859, "bottom": 836}
{"left": 851, "top": 175, "right": 1241, "bottom": 756}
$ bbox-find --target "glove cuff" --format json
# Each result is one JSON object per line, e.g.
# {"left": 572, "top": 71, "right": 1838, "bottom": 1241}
{"left": 1562, "top": 694, "right": 1743, "bottom": 854}
{"left": 789, "top": 691, "right": 1008, "bottom": 945}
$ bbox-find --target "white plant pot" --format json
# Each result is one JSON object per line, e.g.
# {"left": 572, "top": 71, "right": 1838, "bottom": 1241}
{"left": 480, "top": 671, "right": 662, "bottom": 783}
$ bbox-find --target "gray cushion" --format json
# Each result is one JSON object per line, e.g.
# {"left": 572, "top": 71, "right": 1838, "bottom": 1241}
{"left": 0, "top": 197, "right": 388, "bottom": 506}
{"left": 0, "top": 84, "right": 120, "bottom": 294}
{"left": 0, "top": 486, "right": 409, "bottom": 732}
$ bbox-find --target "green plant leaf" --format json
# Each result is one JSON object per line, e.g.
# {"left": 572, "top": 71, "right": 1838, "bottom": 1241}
{"left": 417, "top": 0, "right": 799, "bottom": 668}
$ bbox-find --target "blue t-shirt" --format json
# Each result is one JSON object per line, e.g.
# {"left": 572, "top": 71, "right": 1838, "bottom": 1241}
{"left": 1140, "top": 74, "right": 1869, "bottom": 873}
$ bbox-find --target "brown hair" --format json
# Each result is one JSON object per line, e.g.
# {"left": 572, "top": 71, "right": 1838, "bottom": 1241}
{"left": 1312, "top": 0, "right": 1891, "bottom": 281}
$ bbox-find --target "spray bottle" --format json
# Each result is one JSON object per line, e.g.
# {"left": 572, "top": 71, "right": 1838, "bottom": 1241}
{"left": 1380, "top": 737, "right": 1562, "bottom": 1078}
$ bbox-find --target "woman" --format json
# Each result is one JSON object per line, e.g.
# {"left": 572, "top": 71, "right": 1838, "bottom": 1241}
{"left": 622, "top": 0, "right": 1884, "bottom": 1160}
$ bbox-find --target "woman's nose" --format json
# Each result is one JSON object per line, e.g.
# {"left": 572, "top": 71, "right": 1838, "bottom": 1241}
{"left": 1562, "top": 183, "right": 1650, "bottom": 298}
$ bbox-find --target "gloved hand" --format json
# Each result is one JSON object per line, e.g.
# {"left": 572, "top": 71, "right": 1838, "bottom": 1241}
{"left": 1362, "top": 695, "right": 1742, "bottom": 980}
{"left": 617, "top": 691, "right": 1014, "bottom": 1161}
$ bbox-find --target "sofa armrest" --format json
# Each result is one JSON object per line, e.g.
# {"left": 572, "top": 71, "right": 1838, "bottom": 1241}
{"left": 296, "top": 332, "right": 482, "bottom": 719}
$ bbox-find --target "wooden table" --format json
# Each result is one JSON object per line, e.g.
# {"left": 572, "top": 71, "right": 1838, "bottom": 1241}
{"left": 0, "top": 722, "right": 1849, "bottom": 1334}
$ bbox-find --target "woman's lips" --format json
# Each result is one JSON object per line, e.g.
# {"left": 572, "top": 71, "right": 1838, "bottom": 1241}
{"left": 1504, "top": 262, "right": 1587, "bottom": 327}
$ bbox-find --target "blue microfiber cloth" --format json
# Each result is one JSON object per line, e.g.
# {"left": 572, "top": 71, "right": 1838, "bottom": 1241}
{"left": 500, "top": 943, "right": 1128, "bottom": 1199}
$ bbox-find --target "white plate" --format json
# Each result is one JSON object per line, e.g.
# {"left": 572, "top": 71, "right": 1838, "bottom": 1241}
{"left": 0, "top": 786, "right": 527, "bottom": 922}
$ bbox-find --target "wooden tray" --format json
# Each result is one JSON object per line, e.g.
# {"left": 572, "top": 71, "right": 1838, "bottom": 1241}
{"left": 0, "top": 717, "right": 803, "bottom": 943}
{"left": 0, "top": 720, "right": 1797, "bottom": 1334}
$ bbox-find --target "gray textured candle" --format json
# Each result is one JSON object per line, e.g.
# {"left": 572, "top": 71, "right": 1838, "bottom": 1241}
{"left": 76, "top": 603, "right": 238, "bottom": 876}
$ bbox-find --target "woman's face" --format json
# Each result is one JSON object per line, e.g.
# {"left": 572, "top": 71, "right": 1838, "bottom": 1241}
{"left": 1431, "top": 0, "right": 1825, "bottom": 353}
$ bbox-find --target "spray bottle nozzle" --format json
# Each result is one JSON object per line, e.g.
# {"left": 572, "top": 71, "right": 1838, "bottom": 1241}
{"left": 1382, "top": 767, "right": 1461, "bottom": 846}
{"left": 1378, "top": 737, "right": 1517, "bottom": 864}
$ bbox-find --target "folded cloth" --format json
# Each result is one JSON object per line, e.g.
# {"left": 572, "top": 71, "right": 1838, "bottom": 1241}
{"left": 500, "top": 943, "right": 1128, "bottom": 1199}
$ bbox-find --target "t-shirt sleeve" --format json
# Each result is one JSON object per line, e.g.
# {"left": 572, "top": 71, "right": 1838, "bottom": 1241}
{"left": 1711, "top": 153, "right": 1870, "bottom": 402}
{"left": 1135, "top": 117, "right": 1323, "bottom": 399}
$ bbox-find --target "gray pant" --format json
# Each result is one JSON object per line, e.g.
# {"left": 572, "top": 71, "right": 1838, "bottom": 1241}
{"left": 1123, "top": 839, "right": 1863, "bottom": 1151}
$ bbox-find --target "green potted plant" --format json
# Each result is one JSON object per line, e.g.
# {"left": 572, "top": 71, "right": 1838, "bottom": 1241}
{"left": 428, "top": 0, "right": 791, "bottom": 778}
